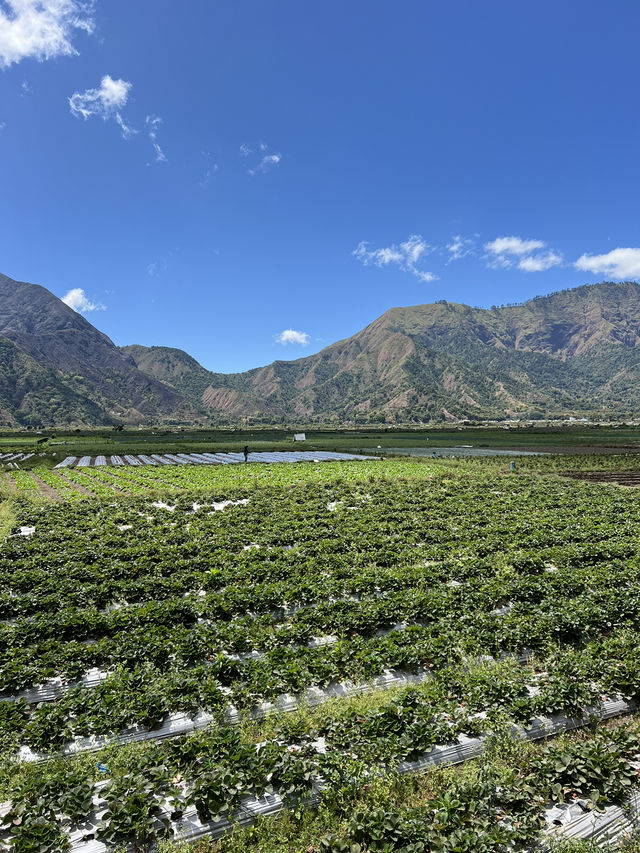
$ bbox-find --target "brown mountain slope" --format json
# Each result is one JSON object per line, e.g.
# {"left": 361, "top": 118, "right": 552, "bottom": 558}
{"left": 4, "top": 272, "right": 640, "bottom": 426}
{"left": 124, "top": 281, "right": 640, "bottom": 422}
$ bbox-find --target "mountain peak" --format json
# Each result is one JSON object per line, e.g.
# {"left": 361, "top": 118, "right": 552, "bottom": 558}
{"left": 4, "top": 275, "right": 640, "bottom": 425}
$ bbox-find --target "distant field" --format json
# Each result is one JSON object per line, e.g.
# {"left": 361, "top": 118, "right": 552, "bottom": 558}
{"left": 2, "top": 424, "right": 640, "bottom": 472}
{"left": 2, "top": 455, "right": 640, "bottom": 850}
{"left": 7, "top": 449, "right": 640, "bottom": 501}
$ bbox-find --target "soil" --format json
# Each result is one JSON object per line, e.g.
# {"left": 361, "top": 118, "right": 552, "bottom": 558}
{"left": 29, "top": 472, "right": 62, "bottom": 501}
{"left": 562, "top": 470, "right": 640, "bottom": 487}
{"left": 58, "top": 473, "right": 95, "bottom": 497}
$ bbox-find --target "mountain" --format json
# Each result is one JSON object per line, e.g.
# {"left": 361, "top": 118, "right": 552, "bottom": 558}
{"left": 124, "top": 281, "right": 640, "bottom": 423}
{"left": 4, "top": 272, "right": 640, "bottom": 427}
{"left": 0, "top": 273, "right": 194, "bottom": 427}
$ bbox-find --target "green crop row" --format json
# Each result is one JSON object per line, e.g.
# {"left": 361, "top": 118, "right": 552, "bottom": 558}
{"left": 1, "top": 473, "right": 640, "bottom": 752}
{"left": 3, "top": 678, "right": 640, "bottom": 853}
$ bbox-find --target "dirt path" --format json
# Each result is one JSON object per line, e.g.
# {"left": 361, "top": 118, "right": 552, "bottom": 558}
{"left": 29, "top": 472, "right": 62, "bottom": 501}
{"left": 58, "top": 473, "right": 96, "bottom": 497}
{"left": 562, "top": 470, "right": 640, "bottom": 487}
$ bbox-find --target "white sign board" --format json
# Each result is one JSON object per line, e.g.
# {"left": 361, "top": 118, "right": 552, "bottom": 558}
{"left": 293, "top": 433, "right": 306, "bottom": 441}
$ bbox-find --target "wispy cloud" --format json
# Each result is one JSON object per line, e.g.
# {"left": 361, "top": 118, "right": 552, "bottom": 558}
{"left": 145, "top": 114, "right": 167, "bottom": 163}
{"left": 518, "top": 251, "right": 563, "bottom": 272}
{"left": 199, "top": 164, "right": 218, "bottom": 188}
{"left": 484, "top": 235, "right": 562, "bottom": 272}
{"left": 0, "top": 0, "right": 94, "bottom": 68}
{"left": 485, "top": 236, "right": 544, "bottom": 258}
{"left": 241, "top": 142, "right": 282, "bottom": 175}
{"left": 575, "top": 248, "right": 640, "bottom": 280}
{"left": 276, "top": 329, "right": 310, "bottom": 346}
{"left": 69, "top": 75, "right": 135, "bottom": 138}
{"left": 353, "top": 234, "right": 437, "bottom": 283}
{"left": 250, "top": 153, "right": 281, "bottom": 175}
{"left": 446, "top": 234, "right": 476, "bottom": 262}
{"left": 0, "top": 121, "right": 5, "bottom": 133}
{"left": 147, "top": 259, "right": 168, "bottom": 277}
{"left": 61, "top": 287, "right": 105, "bottom": 313}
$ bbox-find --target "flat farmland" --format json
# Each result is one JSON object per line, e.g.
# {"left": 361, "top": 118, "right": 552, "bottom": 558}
{"left": 2, "top": 457, "right": 640, "bottom": 851}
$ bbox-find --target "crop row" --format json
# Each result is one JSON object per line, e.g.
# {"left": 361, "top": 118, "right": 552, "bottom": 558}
{"left": 0, "top": 476, "right": 639, "bottom": 745}
{"left": 4, "top": 475, "right": 638, "bottom": 596}
{"left": 35, "top": 469, "right": 86, "bottom": 501}
{"left": 2, "top": 665, "right": 640, "bottom": 852}
{"left": 3, "top": 465, "right": 640, "bottom": 851}
{"left": 0, "top": 556, "right": 639, "bottom": 705}
{"left": 4, "top": 541, "right": 639, "bottom": 642}
{"left": 8, "top": 471, "right": 39, "bottom": 494}
{"left": 52, "top": 457, "right": 443, "bottom": 496}
{"left": 3, "top": 592, "right": 640, "bottom": 757}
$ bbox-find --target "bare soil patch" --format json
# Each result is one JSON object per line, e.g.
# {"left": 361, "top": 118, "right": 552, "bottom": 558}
{"left": 58, "top": 473, "right": 95, "bottom": 497}
{"left": 29, "top": 472, "right": 62, "bottom": 501}
{"left": 562, "top": 470, "right": 640, "bottom": 487}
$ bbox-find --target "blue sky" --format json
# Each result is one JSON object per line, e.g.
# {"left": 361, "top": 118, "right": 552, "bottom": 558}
{"left": 1, "top": 1, "right": 639, "bottom": 373}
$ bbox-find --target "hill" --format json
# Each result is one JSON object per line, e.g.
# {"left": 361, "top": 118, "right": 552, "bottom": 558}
{"left": 4, "top": 272, "right": 640, "bottom": 425}
{"left": 125, "top": 281, "right": 640, "bottom": 423}
{"left": 0, "top": 273, "right": 194, "bottom": 427}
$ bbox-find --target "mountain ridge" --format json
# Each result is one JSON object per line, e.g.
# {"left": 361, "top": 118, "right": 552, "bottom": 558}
{"left": 124, "top": 280, "right": 640, "bottom": 424}
{"left": 0, "top": 273, "right": 195, "bottom": 427}
{"left": 2, "top": 273, "right": 640, "bottom": 426}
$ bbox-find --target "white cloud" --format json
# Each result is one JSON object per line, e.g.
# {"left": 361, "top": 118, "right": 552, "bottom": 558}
{"left": 484, "top": 235, "right": 561, "bottom": 272}
{"left": 485, "top": 236, "right": 545, "bottom": 257}
{"left": 0, "top": 121, "right": 5, "bottom": 132}
{"left": 145, "top": 114, "right": 167, "bottom": 163}
{"left": 574, "top": 248, "right": 640, "bottom": 280}
{"left": 518, "top": 251, "right": 563, "bottom": 272}
{"left": 61, "top": 287, "right": 105, "bottom": 313}
{"left": 446, "top": 234, "right": 475, "bottom": 262}
{"left": 0, "top": 0, "right": 94, "bottom": 68}
{"left": 353, "top": 234, "right": 437, "bottom": 283}
{"left": 70, "top": 74, "right": 130, "bottom": 116}
{"left": 69, "top": 75, "right": 135, "bottom": 138}
{"left": 242, "top": 142, "right": 282, "bottom": 175}
{"left": 249, "top": 152, "right": 281, "bottom": 175}
{"left": 276, "top": 329, "right": 310, "bottom": 346}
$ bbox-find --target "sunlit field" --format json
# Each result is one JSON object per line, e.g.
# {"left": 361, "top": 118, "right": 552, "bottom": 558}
{"left": 2, "top": 454, "right": 640, "bottom": 851}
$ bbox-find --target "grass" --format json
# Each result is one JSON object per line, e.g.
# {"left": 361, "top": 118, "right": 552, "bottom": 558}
{"left": 0, "top": 476, "right": 16, "bottom": 539}
{"left": 0, "top": 500, "right": 14, "bottom": 541}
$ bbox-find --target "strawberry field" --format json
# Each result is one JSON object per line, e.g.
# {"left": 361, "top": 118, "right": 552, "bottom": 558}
{"left": 2, "top": 457, "right": 640, "bottom": 851}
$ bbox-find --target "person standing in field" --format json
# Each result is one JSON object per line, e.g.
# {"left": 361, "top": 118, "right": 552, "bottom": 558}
{"left": 243, "top": 445, "right": 249, "bottom": 463}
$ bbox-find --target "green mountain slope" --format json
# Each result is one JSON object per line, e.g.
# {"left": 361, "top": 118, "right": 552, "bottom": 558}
{"left": 4, "top": 272, "right": 640, "bottom": 426}
{"left": 124, "top": 281, "right": 640, "bottom": 422}
{"left": 0, "top": 273, "right": 196, "bottom": 427}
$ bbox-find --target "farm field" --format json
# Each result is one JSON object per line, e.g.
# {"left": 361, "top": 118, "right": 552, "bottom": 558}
{"left": 2, "top": 456, "right": 640, "bottom": 851}
{"left": 4, "top": 424, "right": 640, "bottom": 473}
